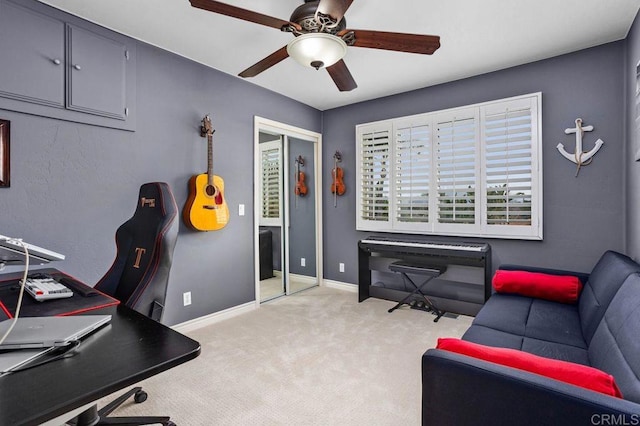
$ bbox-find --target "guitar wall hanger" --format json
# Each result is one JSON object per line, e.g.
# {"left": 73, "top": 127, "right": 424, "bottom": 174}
{"left": 199, "top": 118, "right": 211, "bottom": 138}
{"left": 556, "top": 118, "right": 605, "bottom": 177}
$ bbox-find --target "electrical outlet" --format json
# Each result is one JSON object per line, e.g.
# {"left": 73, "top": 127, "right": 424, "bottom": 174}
{"left": 339, "top": 263, "right": 345, "bottom": 273}
{"left": 239, "top": 204, "right": 245, "bottom": 216}
{"left": 183, "top": 291, "right": 192, "bottom": 306}
{"left": 301, "top": 257, "right": 306, "bottom": 267}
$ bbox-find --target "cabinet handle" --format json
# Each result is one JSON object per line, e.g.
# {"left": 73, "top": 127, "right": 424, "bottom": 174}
{"left": 52, "top": 59, "right": 61, "bottom": 65}
{"left": 73, "top": 64, "right": 82, "bottom": 71}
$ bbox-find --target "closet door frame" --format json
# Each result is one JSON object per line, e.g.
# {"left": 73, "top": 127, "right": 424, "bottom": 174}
{"left": 253, "top": 116, "right": 323, "bottom": 305}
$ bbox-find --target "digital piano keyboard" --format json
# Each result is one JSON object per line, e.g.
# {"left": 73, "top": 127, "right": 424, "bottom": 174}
{"left": 358, "top": 236, "right": 489, "bottom": 256}
{"left": 358, "top": 236, "right": 492, "bottom": 316}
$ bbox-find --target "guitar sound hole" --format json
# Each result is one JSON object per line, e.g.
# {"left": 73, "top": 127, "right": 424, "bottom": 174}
{"left": 205, "top": 185, "right": 217, "bottom": 197}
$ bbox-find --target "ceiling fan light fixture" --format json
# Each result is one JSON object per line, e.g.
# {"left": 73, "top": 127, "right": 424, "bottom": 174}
{"left": 287, "top": 33, "right": 347, "bottom": 70}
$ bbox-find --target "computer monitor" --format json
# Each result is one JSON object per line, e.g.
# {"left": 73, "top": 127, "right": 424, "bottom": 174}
{"left": 0, "top": 234, "right": 65, "bottom": 267}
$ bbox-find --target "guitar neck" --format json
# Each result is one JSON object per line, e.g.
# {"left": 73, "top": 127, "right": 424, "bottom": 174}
{"left": 207, "top": 133, "right": 214, "bottom": 185}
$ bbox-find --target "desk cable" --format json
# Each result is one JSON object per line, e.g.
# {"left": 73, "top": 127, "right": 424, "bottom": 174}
{"left": 0, "top": 237, "right": 29, "bottom": 346}
{"left": 0, "top": 237, "right": 82, "bottom": 372}
{"left": 9, "top": 340, "right": 82, "bottom": 373}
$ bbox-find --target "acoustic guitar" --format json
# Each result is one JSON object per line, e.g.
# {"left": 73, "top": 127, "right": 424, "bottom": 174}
{"left": 183, "top": 115, "right": 229, "bottom": 231}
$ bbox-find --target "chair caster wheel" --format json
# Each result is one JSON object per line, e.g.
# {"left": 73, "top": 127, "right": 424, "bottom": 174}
{"left": 134, "top": 389, "right": 148, "bottom": 403}
{"left": 165, "top": 421, "right": 176, "bottom": 426}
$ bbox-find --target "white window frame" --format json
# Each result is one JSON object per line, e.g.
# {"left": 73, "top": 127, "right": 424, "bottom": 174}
{"left": 355, "top": 92, "right": 543, "bottom": 240}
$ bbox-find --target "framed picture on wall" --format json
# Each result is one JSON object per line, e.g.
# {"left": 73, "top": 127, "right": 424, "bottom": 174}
{"left": 0, "top": 119, "right": 9, "bottom": 187}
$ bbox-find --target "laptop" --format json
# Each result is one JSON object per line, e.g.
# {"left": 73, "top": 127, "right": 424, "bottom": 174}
{"left": 0, "top": 315, "right": 111, "bottom": 350}
{"left": 0, "top": 347, "right": 54, "bottom": 375}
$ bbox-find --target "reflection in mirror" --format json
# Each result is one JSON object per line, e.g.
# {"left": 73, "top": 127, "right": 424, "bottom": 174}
{"left": 258, "top": 133, "right": 284, "bottom": 301}
{"left": 255, "top": 118, "right": 321, "bottom": 304}
{"left": 287, "top": 138, "right": 317, "bottom": 294}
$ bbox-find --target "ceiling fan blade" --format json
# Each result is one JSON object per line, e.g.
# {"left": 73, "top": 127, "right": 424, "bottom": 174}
{"left": 326, "top": 60, "right": 357, "bottom": 92}
{"left": 239, "top": 46, "right": 289, "bottom": 78}
{"left": 316, "top": 0, "right": 354, "bottom": 23}
{"left": 190, "top": 0, "right": 297, "bottom": 30}
{"left": 343, "top": 29, "right": 441, "bottom": 55}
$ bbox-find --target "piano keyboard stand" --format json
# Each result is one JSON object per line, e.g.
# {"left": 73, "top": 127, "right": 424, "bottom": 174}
{"left": 387, "top": 261, "right": 447, "bottom": 322}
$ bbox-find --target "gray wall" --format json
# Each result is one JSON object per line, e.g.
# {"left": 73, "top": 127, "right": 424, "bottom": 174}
{"left": 626, "top": 11, "right": 640, "bottom": 261}
{"left": 322, "top": 41, "right": 626, "bottom": 284}
{"left": 0, "top": 2, "right": 321, "bottom": 325}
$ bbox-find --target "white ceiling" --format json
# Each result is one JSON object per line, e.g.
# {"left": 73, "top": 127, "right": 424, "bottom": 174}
{"left": 38, "top": 0, "right": 639, "bottom": 111}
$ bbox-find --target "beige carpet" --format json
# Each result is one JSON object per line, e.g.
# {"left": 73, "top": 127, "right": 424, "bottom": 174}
{"left": 97, "top": 286, "right": 473, "bottom": 425}
{"left": 260, "top": 274, "right": 318, "bottom": 302}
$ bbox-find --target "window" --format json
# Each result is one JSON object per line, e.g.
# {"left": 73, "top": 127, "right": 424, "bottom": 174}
{"left": 259, "top": 140, "right": 282, "bottom": 226}
{"left": 395, "top": 121, "right": 430, "bottom": 227}
{"left": 359, "top": 124, "right": 391, "bottom": 224}
{"left": 356, "top": 93, "right": 542, "bottom": 240}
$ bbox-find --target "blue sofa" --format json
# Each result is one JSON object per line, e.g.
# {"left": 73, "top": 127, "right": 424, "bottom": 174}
{"left": 422, "top": 250, "right": 640, "bottom": 425}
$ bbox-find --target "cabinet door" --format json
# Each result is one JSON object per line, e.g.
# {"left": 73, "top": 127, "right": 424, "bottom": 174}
{"left": 0, "top": 0, "right": 64, "bottom": 107}
{"left": 66, "top": 24, "right": 127, "bottom": 120}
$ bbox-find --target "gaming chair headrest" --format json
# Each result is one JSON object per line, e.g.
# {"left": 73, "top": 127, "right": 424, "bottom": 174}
{"left": 134, "top": 182, "right": 177, "bottom": 222}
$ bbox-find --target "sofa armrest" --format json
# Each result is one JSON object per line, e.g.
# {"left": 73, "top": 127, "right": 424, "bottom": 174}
{"left": 422, "top": 349, "right": 639, "bottom": 426}
{"left": 499, "top": 264, "right": 590, "bottom": 285}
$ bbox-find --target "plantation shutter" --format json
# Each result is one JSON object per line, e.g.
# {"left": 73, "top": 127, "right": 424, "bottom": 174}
{"left": 357, "top": 124, "right": 391, "bottom": 229}
{"left": 483, "top": 99, "right": 533, "bottom": 226}
{"left": 259, "top": 141, "right": 282, "bottom": 226}
{"left": 435, "top": 110, "right": 478, "bottom": 227}
{"left": 394, "top": 120, "right": 431, "bottom": 227}
{"left": 355, "top": 93, "right": 541, "bottom": 239}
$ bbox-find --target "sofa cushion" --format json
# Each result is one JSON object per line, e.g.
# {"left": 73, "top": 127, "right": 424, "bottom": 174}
{"left": 463, "top": 325, "right": 590, "bottom": 365}
{"left": 524, "top": 298, "right": 585, "bottom": 348}
{"left": 471, "top": 293, "right": 586, "bottom": 349}
{"left": 462, "top": 324, "right": 524, "bottom": 349}
{"left": 493, "top": 270, "right": 582, "bottom": 304}
{"left": 520, "top": 337, "right": 590, "bottom": 365}
{"left": 471, "top": 293, "right": 531, "bottom": 335}
{"left": 588, "top": 274, "right": 640, "bottom": 404}
{"left": 437, "top": 338, "right": 622, "bottom": 398}
{"left": 579, "top": 251, "right": 640, "bottom": 345}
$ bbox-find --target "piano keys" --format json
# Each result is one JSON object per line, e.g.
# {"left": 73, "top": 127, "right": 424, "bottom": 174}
{"left": 358, "top": 236, "right": 492, "bottom": 316}
{"left": 359, "top": 236, "right": 490, "bottom": 254}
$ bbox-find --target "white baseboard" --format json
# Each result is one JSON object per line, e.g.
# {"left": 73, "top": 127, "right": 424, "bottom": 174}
{"left": 173, "top": 278, "right": 358, "bottom": 334}
{"left": 172, "top": 301, "right": 256, "bottom": 334}
{"left": 322, "top": 279, "right": 358, "bottom": 293}
{"left": 289, "top": 273, "right": 318, "bottom": 286}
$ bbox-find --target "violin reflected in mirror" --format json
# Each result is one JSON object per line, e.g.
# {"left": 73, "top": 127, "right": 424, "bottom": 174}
{"left": 295, "top": 155, "right": 307, "bottom": 197}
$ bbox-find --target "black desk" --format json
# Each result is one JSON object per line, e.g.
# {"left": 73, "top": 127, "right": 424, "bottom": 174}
{"left": 0, "top": 270, "right": 201, "bottom": 426}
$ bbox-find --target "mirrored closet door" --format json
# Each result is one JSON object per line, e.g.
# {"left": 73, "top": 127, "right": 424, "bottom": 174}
{"left": 258, "top": 134, "right": 285, "bottom": 300}
{"left": 287, "top": 137, "right": 317, "bottom": 296}
{"left": 254, "top": 117, "right": 322, "bottom": 303}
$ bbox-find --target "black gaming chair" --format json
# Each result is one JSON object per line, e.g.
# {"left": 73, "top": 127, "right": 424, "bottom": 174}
{"left": 95, "top": 182, "right": 179, "bottom": 321}
{"left": 83, "top": 182, "right": 179, "bottom": 426}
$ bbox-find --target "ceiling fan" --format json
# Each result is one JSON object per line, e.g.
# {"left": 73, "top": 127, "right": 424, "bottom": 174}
{"left": 189, "top": 0, "right": 441, "bottom": 92}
